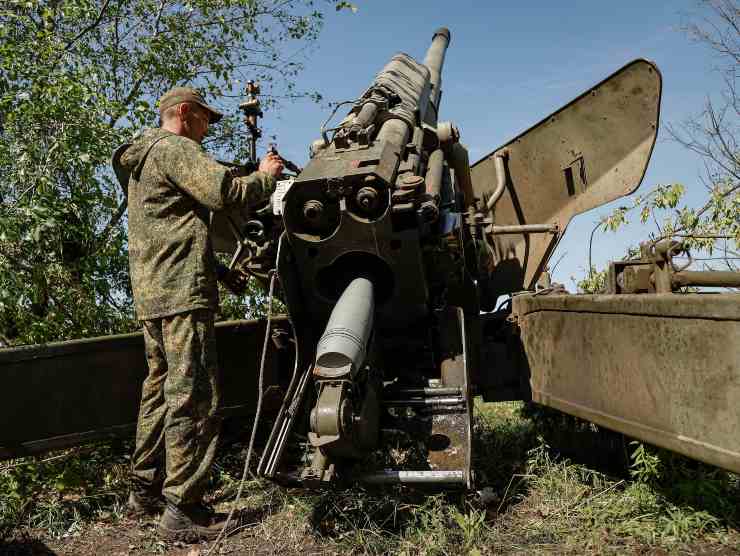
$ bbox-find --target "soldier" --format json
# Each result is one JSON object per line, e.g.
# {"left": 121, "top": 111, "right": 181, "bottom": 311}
{"left": 116, "top": 86, "right": 283, "bottom": 541}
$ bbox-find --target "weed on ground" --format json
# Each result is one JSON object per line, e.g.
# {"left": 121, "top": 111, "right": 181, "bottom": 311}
{"left": 2, "top": 402, "right": 739, "bottom": 555}
{"left": 0, "top": 442, "right": 131, "bottom": 540}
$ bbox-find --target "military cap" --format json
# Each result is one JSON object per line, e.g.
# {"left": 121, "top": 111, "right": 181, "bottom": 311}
{"left": 158, "top": 86, "right": 223, "bottom": 123}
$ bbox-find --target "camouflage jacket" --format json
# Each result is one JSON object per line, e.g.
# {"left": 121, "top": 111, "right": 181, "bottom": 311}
{"left": 120, "top": 128, "right": 275, "bottom": 321}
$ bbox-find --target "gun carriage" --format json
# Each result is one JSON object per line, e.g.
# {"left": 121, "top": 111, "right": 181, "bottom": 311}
{"left": 2, "top": 29, "right": 739, "bottom": 487}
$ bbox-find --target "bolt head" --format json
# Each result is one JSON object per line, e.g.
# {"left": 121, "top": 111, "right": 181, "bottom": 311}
{"left": 400, "top": 175, "right": 424, "bottom": 191}
{"left": 356, "top": 186, "right": 379, "bottom": 211}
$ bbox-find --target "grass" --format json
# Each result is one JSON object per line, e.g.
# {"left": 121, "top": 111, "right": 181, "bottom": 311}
{"left": 0, "top": 442, "right": 131, "bottom": 539}
{"left": 475, "top": 402, "right": 740, "bottom": 554}
{"left": 2, "top": 402, "right": 739, "bottom": 555}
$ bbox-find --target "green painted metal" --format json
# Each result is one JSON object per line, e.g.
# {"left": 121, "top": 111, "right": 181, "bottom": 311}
{"left": 3, "top": 293, "right": 740, "bottom": 478}
{"left": 513, "top": 293, "right": 740, "bottom": 474}
{"left": 470, "top": 60, "right": 662, "bottom": 295}
{"left": 0, "top": 318, "right": 293, "bottom": 460}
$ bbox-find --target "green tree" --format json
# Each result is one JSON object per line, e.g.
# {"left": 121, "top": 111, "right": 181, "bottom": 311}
{"left": 587, "top": 0, "right": 739, "bottom": 284}
{"left": 0, "top": 0, "right": 344, "bottom": 346}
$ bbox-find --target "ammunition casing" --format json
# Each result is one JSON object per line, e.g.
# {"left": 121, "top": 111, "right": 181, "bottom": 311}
{"left": 314, "top": 277, "right": 375, "bottom": 378}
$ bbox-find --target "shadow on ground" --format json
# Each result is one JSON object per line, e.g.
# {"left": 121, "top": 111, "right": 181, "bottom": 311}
{"left": 0, "top": 535, "right": 57, "bottom": 556}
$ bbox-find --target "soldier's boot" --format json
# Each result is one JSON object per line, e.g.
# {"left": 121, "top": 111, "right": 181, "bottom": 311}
{"left": 127, "top": 488, "right": 165, "bottom": 517}
{"left": 158, "top": 502, "right": 237, "bottom": 543}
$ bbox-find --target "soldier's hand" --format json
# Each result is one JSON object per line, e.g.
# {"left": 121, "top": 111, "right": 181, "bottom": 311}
{"left": 259, "top": 153, "right": 284, "bottom": 178}
{"left": 216, "top": 264, "right": 249, "bottom": 295}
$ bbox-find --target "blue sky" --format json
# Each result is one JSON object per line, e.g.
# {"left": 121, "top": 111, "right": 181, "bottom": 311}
{"left": 253, "top": 0, "right": 726, "bottom": 288}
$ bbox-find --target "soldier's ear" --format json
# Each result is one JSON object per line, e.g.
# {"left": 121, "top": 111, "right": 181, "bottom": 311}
{"left": 177, "top": 102, "right": 192, "bottom": 121}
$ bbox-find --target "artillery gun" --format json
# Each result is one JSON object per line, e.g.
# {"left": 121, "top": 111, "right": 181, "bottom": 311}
{"left": 2, "top": 29, "right": 739, "bottom": 488}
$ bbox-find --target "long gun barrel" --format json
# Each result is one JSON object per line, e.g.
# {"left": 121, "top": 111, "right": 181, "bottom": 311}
{"left": 423, "top": 27, "right": 451, "bottom": 121}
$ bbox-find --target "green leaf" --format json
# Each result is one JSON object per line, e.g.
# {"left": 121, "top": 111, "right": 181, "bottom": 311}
{"left": 335, "top": 1, "right": 358, "bottom": 12}
{"left": 0, "top": 0, "right": 334, "bottom": 344}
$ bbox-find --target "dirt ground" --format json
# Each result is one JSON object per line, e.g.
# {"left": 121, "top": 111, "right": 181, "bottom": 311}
{"left": 3, "top": 512, "right": 739, "bottom": 556}
{"left": 2, "top": 513, "right": 333, "bottom": 556}
{"left": 3, "top": 403, "right": 738, "bottom": 555}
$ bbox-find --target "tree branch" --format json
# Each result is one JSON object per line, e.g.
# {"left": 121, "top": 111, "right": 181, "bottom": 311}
{"left": 108, "top": 0, "right": 167, "bottom": 128}
{"left": 0, "top": 245, "right": 35, "bottom": 274}
{"left": 93, "top": 198, "right": 127, "bottom": 253}
{"left": 63, "top": 0, "right": 113, "bottom": 52}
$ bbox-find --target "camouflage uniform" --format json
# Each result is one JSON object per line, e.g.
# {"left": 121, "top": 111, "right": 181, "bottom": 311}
{"left": 120, "top": 127, "right": 274, "bottom": 507}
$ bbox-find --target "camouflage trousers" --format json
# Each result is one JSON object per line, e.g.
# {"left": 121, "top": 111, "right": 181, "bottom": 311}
{"left": 131, "top": 308, "right": 221, "bottom": 507}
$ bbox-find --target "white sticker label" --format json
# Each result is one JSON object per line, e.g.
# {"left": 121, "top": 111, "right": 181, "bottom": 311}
{"left": 272, "top": 178, "right": 294, "bottom": 215}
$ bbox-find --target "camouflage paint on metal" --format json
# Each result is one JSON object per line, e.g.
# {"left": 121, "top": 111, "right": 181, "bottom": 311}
{"left": 120, "top": 128, "right": 275, "bottom": 320}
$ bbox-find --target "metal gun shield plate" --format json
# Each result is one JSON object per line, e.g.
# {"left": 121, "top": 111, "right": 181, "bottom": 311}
{"left": 470, "top": 59, "right": 662, "bottom": 295}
